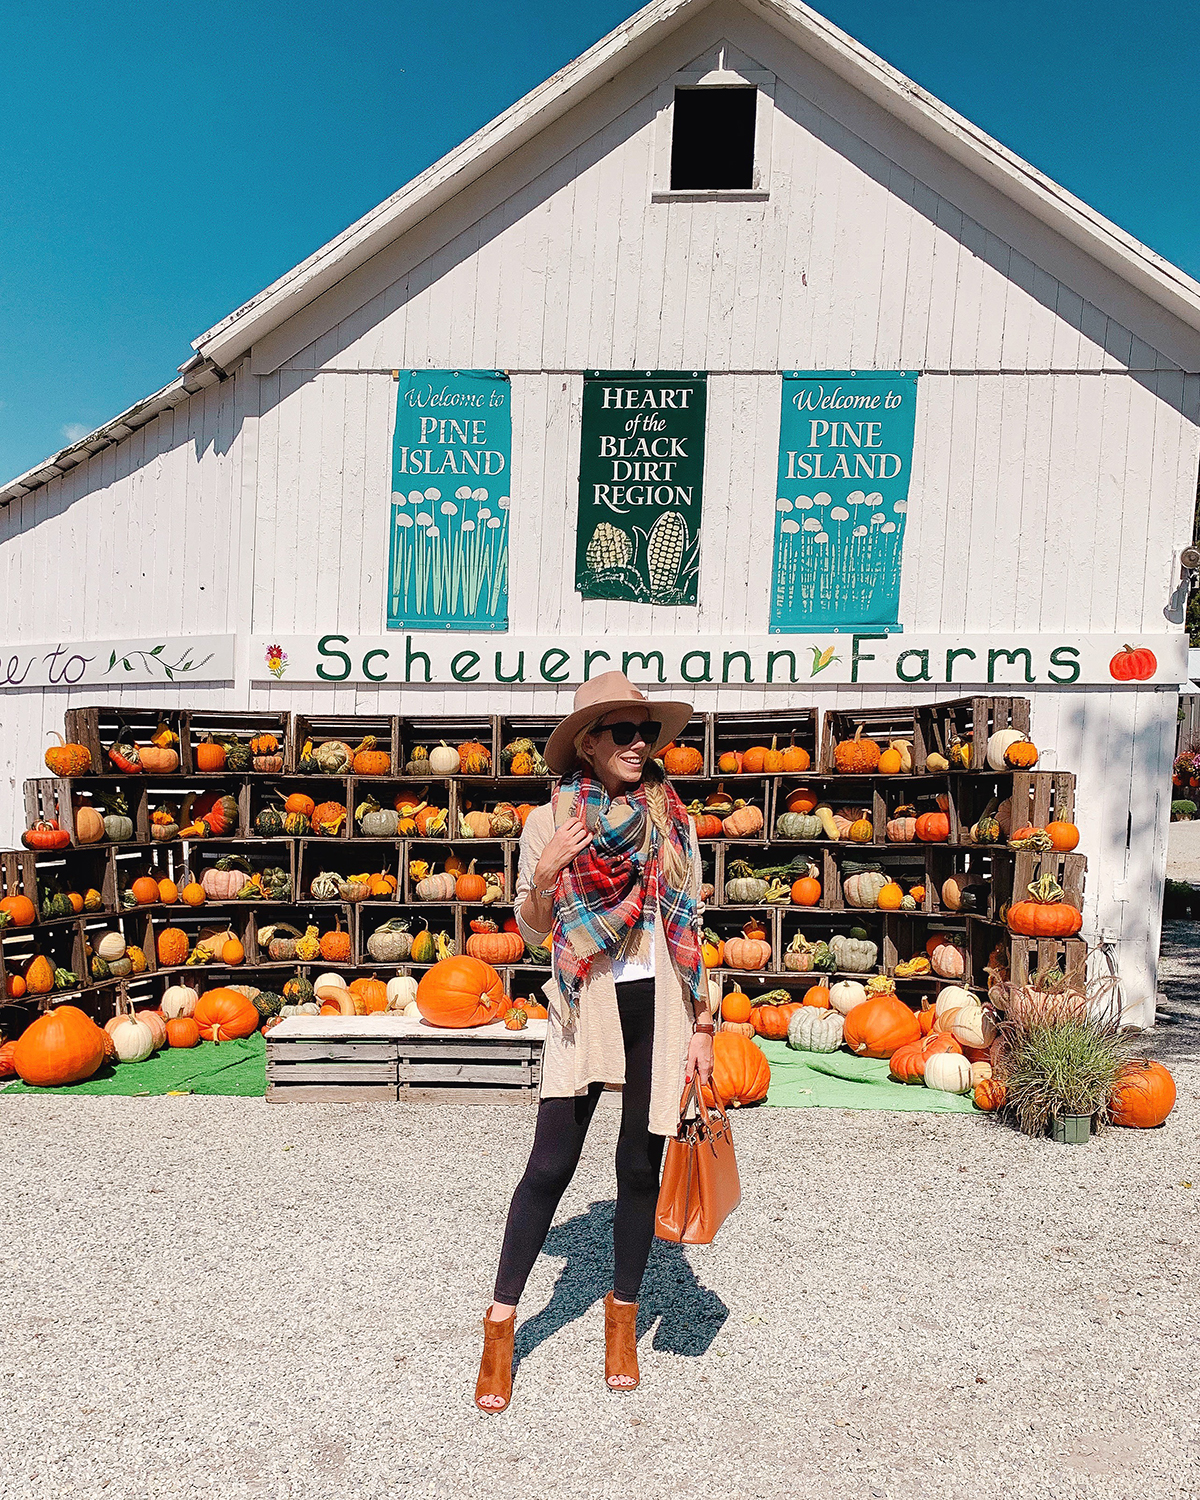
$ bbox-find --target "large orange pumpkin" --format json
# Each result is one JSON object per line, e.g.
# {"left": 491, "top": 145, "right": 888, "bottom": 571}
{"left": 415, "top": 956, "right": 505, "bottom": 1028}
{"left": 750, "top": 999, "right": 800, "bottom": 1040}
{"left": 193, "top": 988, "right": 260, "bottom": 1042}
{"left": 1109, "top": 1059, "right": 1176, "bottom": 1128}
{"left": 12, "top": 1005, "right": 106, "bottom": 1087}
{"left": 842, "top": 994, "right": 921, "bottom": 1059}
{"left": 711, "top": 1030, "right": 771, "bottom": 1108}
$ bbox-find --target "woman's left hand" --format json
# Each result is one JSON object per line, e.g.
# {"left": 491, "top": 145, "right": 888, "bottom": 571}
{"left": 685, "top": 1030, "right": 715, "bottom": 1086}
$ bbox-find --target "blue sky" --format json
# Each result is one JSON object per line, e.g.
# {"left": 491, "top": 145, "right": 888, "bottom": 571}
{"left": 2, "top": 1, "right": 1198, "bottom": 482}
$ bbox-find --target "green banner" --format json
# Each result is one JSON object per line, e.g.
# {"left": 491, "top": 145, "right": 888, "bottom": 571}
{"left": 575, "top": 372, "right": 706, "bottom": 605}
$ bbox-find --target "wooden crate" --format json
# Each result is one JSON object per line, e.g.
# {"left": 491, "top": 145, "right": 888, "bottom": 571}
{"left": 710, "top": 709, "right": 814, "bottom": 779}
{"left": 818, "top": 708, "right": 922, "bottom": 774}
{"left": 296, "top": 839, "right": 401, "bottom": 905}
{"left": 1008, "top": 936, "right": 1089, "bottom": 987}
{"left": 358, "top": 902, "right": 461, "bottom": 966}
{"left": 496, "top": 714, "right": 562, "bottom": 775}
{"left": 293, "top": 714, "right": 401, "bottom": 777}
{"left": 64, "top": 706, "right": 190, "bottom": 775}
{"left": 916, "top": 696, "right": 1030, "bottom": 772}
{"left": 25, "top": 777, "right": 149, "bottom": 846}
{"left": 399, "top": 715, "right": 499, "bottom": 777}
{"left": 1009, "top": 771, "right": 1077, "bottom": 827}
{"left": 265, "top": 1016, "right": 545, "bottom": 1103}
{"left": 185, "top": 710, "right": 293, "bottom": 775}
{"left": 992, "top": 849, "right": 1087, "bottom": 918}
{"left": 778, "top": 908, "right": 886, "bottom": 978}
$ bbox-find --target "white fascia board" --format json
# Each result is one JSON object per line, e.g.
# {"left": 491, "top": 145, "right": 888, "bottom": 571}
{"left": 193, "top": 0, "right": 1200, "bottom": 374}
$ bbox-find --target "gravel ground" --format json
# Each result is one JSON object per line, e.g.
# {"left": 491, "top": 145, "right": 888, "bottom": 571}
{"left": 2, "top": 946, "right": 1198, "bottom": 1500}
{"left": 1165, "top": 819, "right": 1200, "bottom": 883}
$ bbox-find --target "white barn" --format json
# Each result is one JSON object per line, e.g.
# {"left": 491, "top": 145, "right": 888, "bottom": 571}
{"left": 3, "top": 0, "right": 1199, "bottom": 1021}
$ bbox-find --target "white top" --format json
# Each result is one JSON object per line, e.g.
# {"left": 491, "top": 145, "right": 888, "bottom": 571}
{"left": 611, "top": 916, "right": 657, "bottom": 984}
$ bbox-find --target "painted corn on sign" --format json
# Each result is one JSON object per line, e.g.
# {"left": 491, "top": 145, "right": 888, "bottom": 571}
{"left": 770, "top": 372, "right": 919, "bottom": 633}
{"left": 575, "top": 372, "right": 706, "bottom": 605}
{"left": 388, "top": 370, "right": 510, "bottom": 631}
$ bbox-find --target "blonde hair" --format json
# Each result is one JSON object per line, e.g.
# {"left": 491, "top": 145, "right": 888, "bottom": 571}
{"left": 574, "top": 725, "right": 689, "bottom": 885}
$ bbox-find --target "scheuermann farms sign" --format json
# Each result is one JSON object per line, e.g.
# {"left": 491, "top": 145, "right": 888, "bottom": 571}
{"left": 249, "top": 635, "right": 1185, "bottom": 687}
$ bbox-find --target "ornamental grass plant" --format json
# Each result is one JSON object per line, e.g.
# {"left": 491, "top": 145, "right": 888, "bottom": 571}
{"left": 993, "top": 971, "right": 1135, "bottom": 1137}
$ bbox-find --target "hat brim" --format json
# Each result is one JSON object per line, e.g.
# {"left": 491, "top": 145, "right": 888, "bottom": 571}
{"left": 543, "top": 699, "right": 695, "bottom": 776}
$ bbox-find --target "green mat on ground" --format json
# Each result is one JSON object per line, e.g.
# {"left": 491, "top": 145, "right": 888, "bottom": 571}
{"left": 0, "top": 1034, "right": 266, "bottom": 1098}
{"left": 759, "top": 1040, "right": 977, "bottom": 1113}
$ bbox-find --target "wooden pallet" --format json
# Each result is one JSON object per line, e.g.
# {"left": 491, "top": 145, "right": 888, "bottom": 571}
{"left": 266, "top": 1016, "right": 545, "bottom": 1103}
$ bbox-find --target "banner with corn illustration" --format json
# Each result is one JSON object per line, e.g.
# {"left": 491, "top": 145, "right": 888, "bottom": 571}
{"left": 575, "top": 372, "right": 706, "bottom": 605}
{"left": 770, "top": 372, "right": 919, "bottom": 635}
{"left": 388, "top": 371, "right": 510, "bottom": 631}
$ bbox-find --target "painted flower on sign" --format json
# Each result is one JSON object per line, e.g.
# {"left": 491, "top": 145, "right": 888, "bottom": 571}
{"left": 265, "top": 644, "right": 288, "bottom": 680}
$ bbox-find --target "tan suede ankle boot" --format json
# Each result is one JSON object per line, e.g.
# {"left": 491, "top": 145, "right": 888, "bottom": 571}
{"left": 604, "top": 1292, "right": 640, "bottom": 1392}
{"left": 474, "top": 1308, "right": 515, "bottom": 1414}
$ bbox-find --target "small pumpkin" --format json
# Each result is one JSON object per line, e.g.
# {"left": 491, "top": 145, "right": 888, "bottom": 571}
{"left": 775, "top": 811, "right": 823, "bottom": 840}
{"left": 985, "top": 729, "right": 1027, "bottom": 772}
{"left": 973, "top": 1077, "right": 1006, "bottom": 1111}
{"left": 167, "top": 1016, "right": 201, "bottom": 1048}
{"left": 886, "top": 807, "right": 917, "bottom": 843}
{"left": 722, "top": 805, "right": 765, "bottom": 838}
{"left": 1006, "top": 874, "right": 1083, "bottom": 937}
{"left": 44, "top": 733, "right": 92, "bottom": 777}
{"left": 828, "top": 934, "right": 878, "bottom": 973}
{"left": 923, "top": 1051, "right": 973, "bottom": 1094}
{"left": 915, "top": 811, "right": 950, "bottom": 843}
{"left": 319, "top": 920, "right": 352, "bottom": 963}
{"left": 157, "top": 927, "right": 190, "bottom": 966}
{"left": 663, "top": 744, "right": 703, "bottom": 776}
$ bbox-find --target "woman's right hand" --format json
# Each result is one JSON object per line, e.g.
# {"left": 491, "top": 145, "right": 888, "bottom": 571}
{"left": 533, "top": 815, "right": 592, "bottom": 889}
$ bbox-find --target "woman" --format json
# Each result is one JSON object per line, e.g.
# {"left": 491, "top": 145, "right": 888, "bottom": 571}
{"left": 475, "top": 671, "right": 715, "bottom": 1413}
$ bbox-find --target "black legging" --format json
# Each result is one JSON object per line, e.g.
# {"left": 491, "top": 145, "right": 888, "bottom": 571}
{"left": 494, "top": 979, "right": 665, "bottom": 1306}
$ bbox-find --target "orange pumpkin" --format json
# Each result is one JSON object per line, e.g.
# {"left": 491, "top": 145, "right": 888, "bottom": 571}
{"left": 721, "top": 989, "right": 752, "bottom": 1024}
{"left": 663, "top": 744, "right": 703, "bottom": 776}
{"left": 319, "top": 922, "right": 352, "bottom": 962}
{"left": 415, "top": 956, "right": 505, "bottom": 1028}
{"left": 915, "top": 812, "right": 950, "bottom": 843}
{"left": 0, "top": 894, "right": 37, "bottom": 928}
{"left": 1046, "top": 819, "right": 1080, "bottom": 852}
{"left": 780, "top": 740, "right": 810, "bottom": 772}
{"left": 131, "top": 877, "right": 160, "bottom": 906}
{"left": 711, "top": 1031, "right": 771, "bottom": 1108}
{"left": 842, "top": 994, "right": 921, "bottom": 1059}
{"left": 751, "top": 999, "right": 800, "bottom": 1040}
{"left": 349, "top": 976, "right": 390, "bottom": 1013}
{"left": 158, "top": 878, "right": 179, "bottom": 905}
{"left": 834, "top": 725, "right": 881, "bottom": 773}
{"left": 742, "top": 739, "right": 783, "bottom": 774}
{"left": 973, "top": 1078, "right": 1006, "bottom": 1111}
{"left": 465, "top": 931, "right": 525, "bottom": 964}
{"left": 785, "top": 787, "right": 818, "bottom": 814}
{"left": 889, "top": 1030, "right": 962, "bottom": 1084}
{"left": 193, "top": 988, "right": 260, "bottom": 1042}
{"left": 221, "top": 938, "right": 245, "bottom": 966}
{"left": 716, "top": 751, "right": 743, "bottom": 774}
{"left": 802, "top": 985, "right": 831, "bottom": 1009}
{"left": 12, "top": 1005, "right": 106, "bottom": 1087}
{"left": 166, "top": 1016, "right": 201, "bottom": 1048}
{"left": 455, "top": 864, "right": 488, "bottom": 902}
{"left": 285, "top": 793, "right": 316, "bottom": 818}
{"left": 1109, "top": 1059, "right": 1176, "bottom": 1128}
{"left": 791, "top": 876, "right": 821, "bottom": 907}
{"left": 194, "top": 737, "right": 227, "bottom": 772}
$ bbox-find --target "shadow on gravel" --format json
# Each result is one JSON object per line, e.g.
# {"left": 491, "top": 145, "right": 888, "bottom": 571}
{"left": 514, "top": 1200, "right": 728, "bottom": 1368}
{"left": 1155, "top": 920, "right": 1200, "bottom": 1065}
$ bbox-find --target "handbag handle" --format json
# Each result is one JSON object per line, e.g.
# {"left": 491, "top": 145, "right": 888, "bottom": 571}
{"left": 677, "top": 1071, "right": 731, "bottom": 1138}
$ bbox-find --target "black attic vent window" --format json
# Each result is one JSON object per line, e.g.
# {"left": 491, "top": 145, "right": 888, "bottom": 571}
{"left": 669, "top": 86, "right": 757, "bottom": 191}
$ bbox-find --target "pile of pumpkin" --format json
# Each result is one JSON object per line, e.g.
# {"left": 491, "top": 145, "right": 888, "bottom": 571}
{"left": 294, "top": 734, "right": 394, "bottom": 776}
{"left": 256, "top": 792, "right": 348, "bottom": 838}
{"left": 684, "top": 786, "right": 765, "bottom": 839}
{"left": 456, "top": 799, "right": 535, "bottom": 838}
{"left": 264, "top": 962, "right": 550, "bottom": 1032}
{"left": 714, "top": 735, "right": 811, "bottom": 775}
{"left": 409, "top": 857, "right": 506, "bottom": 904}
{"left": 307, "top": 868, "right": 397, "bottom": 902}
{"left": 721, "top": 978, "right": 1001, "bottom": 1108}
{"left": 829, "top": 723, "right": 1040, "bottom": 776}
{"left": 775, "top": 789, "right": 950, "bottom": 843}
{"left": 0, "top": 984, "right": 274, "bottom": 1088}
{"left": 399, "top": 740, "right": 493, "bottom": 776}
{"left": 153, "top": 923, "right": 248, "bottom": 969}
{"left": 352, "top": 792, "right": 449, "bottom": 837}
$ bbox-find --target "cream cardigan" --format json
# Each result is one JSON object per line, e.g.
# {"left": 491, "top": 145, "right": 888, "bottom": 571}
{"left": 514, "top": 800, "right": 709, "bottom": 1138}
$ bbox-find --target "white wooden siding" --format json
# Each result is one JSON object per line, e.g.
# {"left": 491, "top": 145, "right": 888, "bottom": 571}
{"left": 0, "top": 4, "right": 1197, "bottom": 1013}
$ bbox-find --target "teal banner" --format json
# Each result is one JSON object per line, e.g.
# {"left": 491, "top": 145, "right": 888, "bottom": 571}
{"left": 770, "top": 372, "right": 919, "bottom": 634}
{"left": 388, "top": 371, "right": 510, "bottom": 631}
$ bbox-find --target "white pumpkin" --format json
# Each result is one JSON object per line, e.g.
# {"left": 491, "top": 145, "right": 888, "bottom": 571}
{"left": 829, "top": 980, "right": 867, "bottom": 1015}
{"left": 947, "top": 1005, "right": 996, "bottom": 1051}
{"left": 986, "top": 729, "right": 1026, "bottom": 772}
{"left": 970, "top": 1061, "right": 993, "bottom": 1086}
{"left": 313, "top": 972, "right": 347, "bottom": 998}
{"left": 110, "top": 1015, "right": 155, "bottom": 1063}
{"left": 934, "top": 985, "right": 977, "bottom": 1022}
{"left": 96, "top": 931, "right": 127, "bottom": 962}
{"left": 160, "top": 984, "right": 199, "bottom": 1020}
{"left": 387, "top": 975, "right": 419, "bottom": 1011}
{"left": 786, "top": 1006, "right": 844, "bottom": 1053}
{"left": 428, "top": 742, "right": 461, "bottom": 774}
{"left": 402, "top": 1000, "right": 421, "bottom": 1019}
{"left": 924, "top": 1052, "right": 973, "bottom": 1094}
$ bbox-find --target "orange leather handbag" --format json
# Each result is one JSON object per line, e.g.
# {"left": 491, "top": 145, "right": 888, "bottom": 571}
{"left": 654, "top": 1073, "right": 740, "bottom": 1244}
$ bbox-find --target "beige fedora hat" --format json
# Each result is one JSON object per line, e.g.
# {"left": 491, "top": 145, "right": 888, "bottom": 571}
{"left": 543, "top": 671, "right": 694, "bottom": 775}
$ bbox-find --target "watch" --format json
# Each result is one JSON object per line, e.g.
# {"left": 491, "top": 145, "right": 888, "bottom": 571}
{"left": 692, "top": 1019, "right": 715, "bottom": 1036}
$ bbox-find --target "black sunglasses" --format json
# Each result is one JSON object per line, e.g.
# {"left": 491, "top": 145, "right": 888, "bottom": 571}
{"left": 595, "top": 720, "right": 661, "bottom": 747}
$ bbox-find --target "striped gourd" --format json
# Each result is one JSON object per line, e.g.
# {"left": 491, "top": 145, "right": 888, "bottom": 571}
{"left": 585, "top": 522, "right": 632, "bottom": 571}
{"left": 645, "top": 512, "right": 687, "bottom": 596}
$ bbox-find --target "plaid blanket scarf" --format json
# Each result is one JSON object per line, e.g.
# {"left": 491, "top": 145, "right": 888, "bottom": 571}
{"left": 550, "top": 767, "right": 703, "bottom": 1019}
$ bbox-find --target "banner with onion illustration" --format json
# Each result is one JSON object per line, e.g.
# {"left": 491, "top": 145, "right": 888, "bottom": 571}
{"left": 388, "top": 370, "right": 510, "bottom": 630}
{"left": 770, "top": 372, "right": 919, "bottom": 634}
